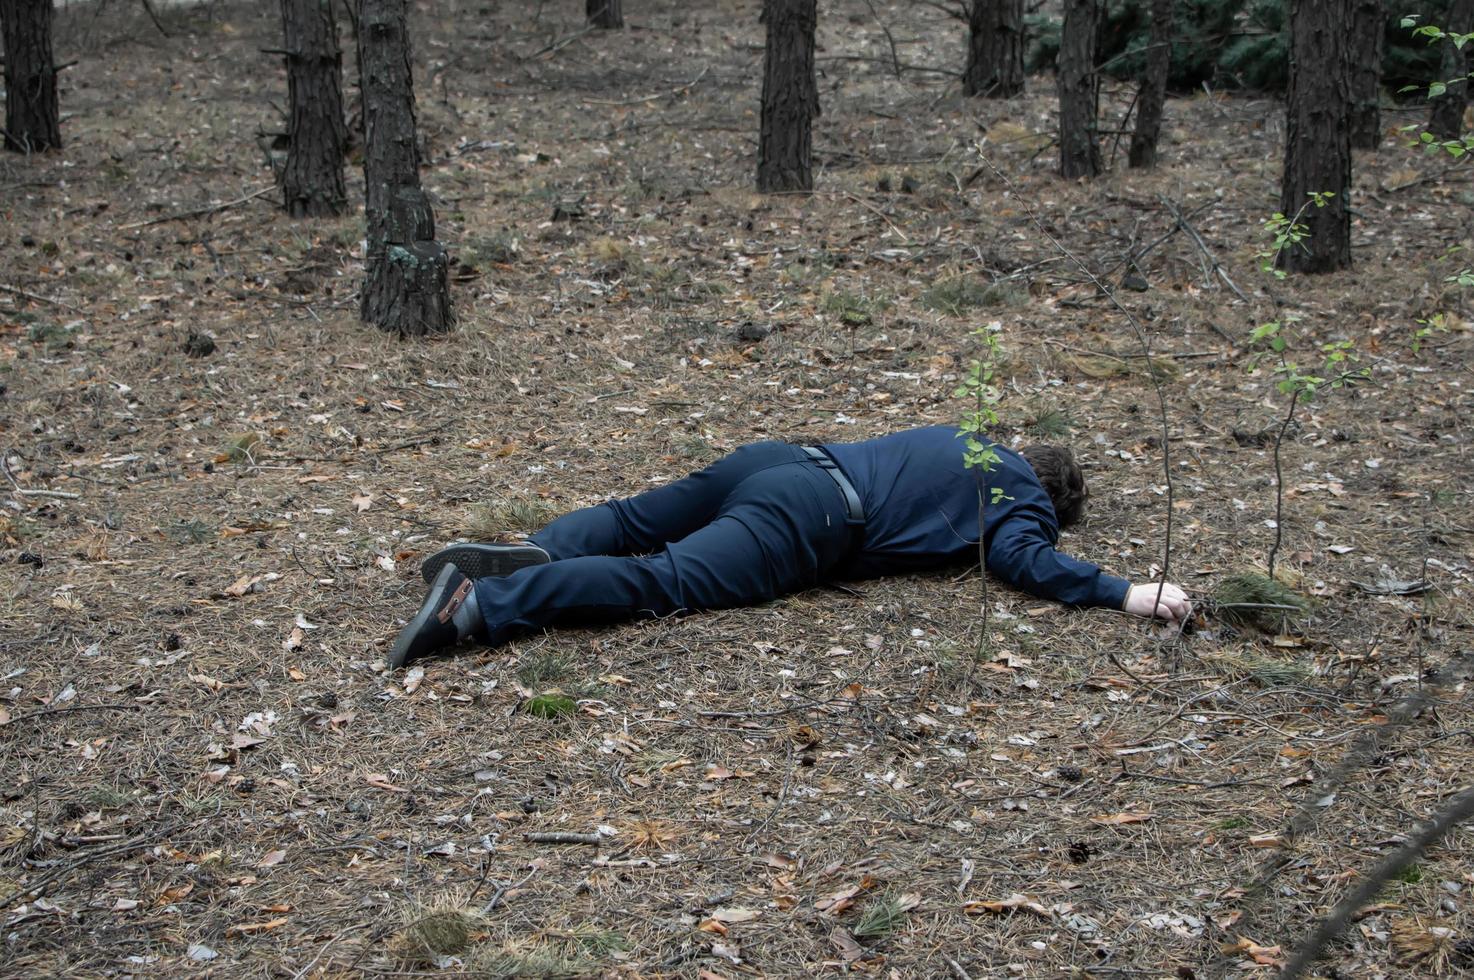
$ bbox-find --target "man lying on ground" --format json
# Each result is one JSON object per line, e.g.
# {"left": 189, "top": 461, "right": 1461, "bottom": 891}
{"left": 388, "top": 425, "right": 1191, "bottom": 668}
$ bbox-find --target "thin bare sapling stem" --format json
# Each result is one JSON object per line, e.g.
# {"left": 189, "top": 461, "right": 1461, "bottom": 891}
{"left": 956, "top": 324, "right": 1007, "bottom": 693}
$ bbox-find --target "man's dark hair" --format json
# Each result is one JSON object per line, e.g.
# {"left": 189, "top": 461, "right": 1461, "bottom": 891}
{"left": 1021, "top": 445, "right": 1088, "bottom": 528}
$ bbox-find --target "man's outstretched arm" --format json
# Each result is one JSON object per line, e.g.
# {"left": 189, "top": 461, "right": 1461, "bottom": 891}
{"left": 987, "top": 518, "right": 1192, "bottom": 623}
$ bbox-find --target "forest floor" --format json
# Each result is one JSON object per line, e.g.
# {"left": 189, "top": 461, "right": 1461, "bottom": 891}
{"left": 2, "top": 1, "right": 1473, "bottom": 977}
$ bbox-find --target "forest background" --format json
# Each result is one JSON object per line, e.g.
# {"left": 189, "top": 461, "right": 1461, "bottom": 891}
{"left": 0, "top": 0, "right": 1471, "bottom": 977}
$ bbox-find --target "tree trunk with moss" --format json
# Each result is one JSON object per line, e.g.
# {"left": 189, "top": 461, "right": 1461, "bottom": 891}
{"left": 1128, "top": 0, "right": 1172, "bottom": 168}
{"left": 1057, "top": 0, "right": 1101, "bottom": 178}
{"left": 587, "top": 0, "right": 623, "bottom": 29}
{"left": 358, "top": 0, "right": 453, "bottom": 335}
{"left": 280, "top": 0, "right": 348, "bottom": 216}
{"left": 1, "top": 0, "right": 61, "bottom": 152}
{"left": 1428, "top": 0, "right": 1473, "bottom": 140}
{"left": 1348, "top": 0, "right": 1383, "bottom": 148}
{"left": 1280, "top": 0, "right": 1352, "bottom": 273}
{"left": 757, "top": 0, "right": 819, "bottom": 193}
{"left": 962, "top": 0, "right": 1024, "bottom": 99}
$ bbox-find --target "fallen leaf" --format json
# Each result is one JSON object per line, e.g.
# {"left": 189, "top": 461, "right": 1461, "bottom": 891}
{"left": 112, "top": 898, "right": 139, "bottom": 911}
{"left": 228, "top": 733, "right": 264, "bottom": 751}
{"left": 815, "top": 875, "right": 877, "bottom": 914}
{"left": 963, "top": 893, "right": 1052, "bottom": 917}
{"left": 366, "top": 773, "right": 405, "bottom": 792}
{"left": 351, "top": 493, "right": 373, "bottom": 513}
{"left": 223, "top": 575, "right": 261, "bottom": 598}
{"left": 374, "top": 554, "right": 395, "bottom": 572}
{"left": 403, "top": 665, "right": 425, "bottom": 695}
{"left": 282, "top": 627, "right": 304, "bottom": 651}
{"left": 1089, "top": 811, "right": 1153, "bottom": 826}
{"left": 190, "top": 674, "right": 225, "bottom": 694}
{"left": 1220, "top": 937, "right": 1284, "bottom": 966}
{"left": 287, "top": 666, "right": 306, "bottom": 681}
{"left": 829, "top": 925, "right": 864, "bottom": 962}
{"left": 226, "top": 916, "right": 288, "bottom": 936}
{"left": 258, "top": 849, "right": 286, "bottom": 868}
{"left": 710, "top": 907, "right": 760, "bottom": 924}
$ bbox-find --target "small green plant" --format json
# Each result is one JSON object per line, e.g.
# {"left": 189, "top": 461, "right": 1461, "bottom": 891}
{"left": 1247, "top": 319, "right": 1369, "bottom": 576}
{"left": 820, "top": 289, "right": 890, "bottom": 326}
{"left": 1216, "top": 816, "right": 1250, "bottom": 831}
{"left": 852, "top": 892, "right": 913, "bottom": 941}
{"left": 1215, "top": 572, "right": 1309, "bottom": 632}
{"left": 222, "top": 432, "right": 263, "bottom": 465}
{"left": 1025, "top": 406, "right": 1074, "bottom": 439}
{"left": 516, "top": 650, "right": 572, "bottom": 687}
{"left": 1394, "top": 863, "right": 1424, "bottom": 885}
{"left": 83, "top": 786, "right": 137, "bottom": 810}
{"left": 922, "top": 276, "right": 1023, "bottom": 315}
{"left": 1257, "top": 192, "right": 1334, "bottom": 279}
{"left": 170, "top": 519, "right": 214, "bottom": 544}
{"left": 393, "top": 897, "right": 484, "bottom": 966}
{"left": 465, "top": 498, "right": 555, "bottom": 538}
{"left": 565, "top": 925, "right": 629, "bottom": 955}
{"left": 524, "top": 693, "right": 577, "bottom": 720}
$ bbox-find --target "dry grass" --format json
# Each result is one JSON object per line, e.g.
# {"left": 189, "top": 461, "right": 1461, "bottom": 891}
{"left": 0, "top": 1, "right": 1471, "bottom": 978}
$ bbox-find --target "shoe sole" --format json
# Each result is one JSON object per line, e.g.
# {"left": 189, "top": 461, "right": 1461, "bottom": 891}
{"left": 421, "top": 543, "right": 550, "bottom": 583}
{"left": 389, "top": 563, "right": 460, "bottom": 670}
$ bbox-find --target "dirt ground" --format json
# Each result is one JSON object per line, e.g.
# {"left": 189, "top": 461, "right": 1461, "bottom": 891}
{"left": 2, "top": 1, "right": 1472, "bottom": 977}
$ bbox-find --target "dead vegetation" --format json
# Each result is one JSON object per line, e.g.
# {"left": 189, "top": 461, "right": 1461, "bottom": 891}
{"left": 0, "top": 0, "right": 1471, "bottom": 977}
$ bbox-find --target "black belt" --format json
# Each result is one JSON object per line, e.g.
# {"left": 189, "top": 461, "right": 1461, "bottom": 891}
{"left": 801, "top": 446, "right": 865, "bottom": 526}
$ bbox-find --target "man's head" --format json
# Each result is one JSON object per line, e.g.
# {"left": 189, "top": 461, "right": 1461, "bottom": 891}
{"left": 1020, "top": 445, "right": 1087, "bottom": 528}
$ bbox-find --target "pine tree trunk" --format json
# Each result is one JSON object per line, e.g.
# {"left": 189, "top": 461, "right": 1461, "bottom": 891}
{"left": 1280, "top": 0, "right": 1353, "bottom": 274}
{"left": 1428, "top": 0, "right": 1474, "bottom": 140}
{"left": 586, "top": 0, "right": 623, "bottom": 29}
{"left": 358, "top": 0, "right": 453, "bottom": 335}
{"left": 757, "top": 0, "right": 819, "bottom": 193}
{"left": 281, "top": 0, "right": 348, "bottom": 217}
{"left": 1, "top": 0, "right": 61, "bottom": 152}
{"left": 962, "top": 0, "right": 1024, "bottom": 99}
{"left": 1347, "top": 0, "right": 1383, "bottom": 148}
{"left": 1057, "top": 0, "right": 1101, "bottom": 179}
{"left": 1127, "top": 0, "right": 1172, "bottom": 168}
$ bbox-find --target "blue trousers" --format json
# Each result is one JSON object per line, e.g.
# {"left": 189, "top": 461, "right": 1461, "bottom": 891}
{"left": 472, "top": 443, "right": 856, "bottom": 646}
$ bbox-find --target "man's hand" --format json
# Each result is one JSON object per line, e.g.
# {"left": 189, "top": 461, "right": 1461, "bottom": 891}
{"left": 1124, "top": 582, "right": 1192, "bottom": 623}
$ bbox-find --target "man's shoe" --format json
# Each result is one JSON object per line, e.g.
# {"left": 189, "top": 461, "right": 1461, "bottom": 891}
{"left": 420, "top": 542, "right": 550, "bottom": 583}
{"left": 389, "top": 564, "right": 475, "bottom": 669}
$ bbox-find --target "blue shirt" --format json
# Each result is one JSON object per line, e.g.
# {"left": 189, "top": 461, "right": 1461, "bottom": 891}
{"left": 821, "top": 426, "right": 1130, "bottom": 610}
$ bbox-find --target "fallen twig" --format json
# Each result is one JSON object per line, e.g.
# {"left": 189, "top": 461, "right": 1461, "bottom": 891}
{"left": 581, "top": 67, "right": 709, "bottom": 106}
{"left": 523, "top": 831, "right": 602, "bottom": 845}
{"left": 1280, "top": 785, "right": 1474, "bottom": 979}
{"left": 1, "top": 703, "right": 139, "bottom": 727}
{"left": 0, "top": 282, "right": 81, "bottom": 312}
{"left": 1160, "top": 196, "right": 1249, "bottom": 304}
{"left": 118, "top": 185, "right": 275, "bottom": 230}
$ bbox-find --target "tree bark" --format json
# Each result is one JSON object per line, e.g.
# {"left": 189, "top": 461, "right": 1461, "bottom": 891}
{"left": 1057, "top": 0, "right": 1101, "bottom": 179}
{"left": 357, "top": 0, "right": 453, "bottom": 335}
{"left": 1428, "top": 0, "right": 1474, "bottom": 140}
{"left": 586, "top": 0, "right": 623, "bottom": 29}
{"left": 1127, "top": 0, "right": 1172, "bottom": 168}
{"left": 1, "top": 0, "right": 61, "bottom": 152}
{"left": 962, "top": 0, "right": 1024, "bottom": 99}
{"left": 1280, "top": 0, "right": 1353, "bottom": 274}
{"left": 280, "top": 0, "right": 349, "bottom": 217}
{"left": 757, "top": 0, "right": 819, "bottom": 193}
{"left": 1347, "top": 0, "right": 1383, "bottom": 148}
